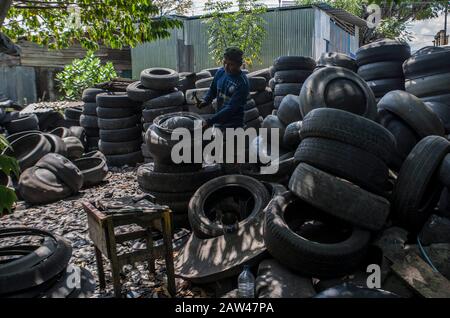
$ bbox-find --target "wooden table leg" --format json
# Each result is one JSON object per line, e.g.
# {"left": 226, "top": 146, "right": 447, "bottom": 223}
{"left": 162, "top": 211, "right": 176, "bottom": 297}
{"left": 146, "top": 228, "right": 155, "bottom": 275}
{"left": 94, "top": 247, "right": 106, "bottom": 290}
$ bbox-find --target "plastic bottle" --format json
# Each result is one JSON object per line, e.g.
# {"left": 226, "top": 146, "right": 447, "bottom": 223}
{"left": 238, "top": 265, "right": 255, "bottom": 298}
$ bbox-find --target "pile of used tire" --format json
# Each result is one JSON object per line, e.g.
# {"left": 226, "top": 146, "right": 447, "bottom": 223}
{"left": 248, "top": 68, "right": 274, "bottom": 118}
{"left": 3, "top": 127, "right": 108, "bottom": 205}
{"left": 64, "top": 105, "right": 82, "bottom": 128}
{"left": 2, "top": 112, "right": 39, "bottom": 135}
{"left": 315, "top": 52, "right": 358, "bottom": 73}
{"left": 0, "top": 228, "right": 95, "bottom": 298}
{"left": 356, "top": 39, "right": 411, "bottom": 101}
{"left": 269, "top": 56, "right": 316, "bottom": 110}
{"left": 97, "top": 92, "right": 143, "bottom": 167}
{"left": 242, "top": 74, "right": 270, "bottom": 129}
{"left": 80, "top": 88, "right": 105, "bottom": 151}
{"left": 138, "top": 112, "right": 223, "bottom": 224}
{"left": 127, "top": 67, "right": 183, "bottom": 163}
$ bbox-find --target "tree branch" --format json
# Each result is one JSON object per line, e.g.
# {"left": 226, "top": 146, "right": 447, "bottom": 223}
{"left": 0, "top": 0, "right": 13, "bottom": 27}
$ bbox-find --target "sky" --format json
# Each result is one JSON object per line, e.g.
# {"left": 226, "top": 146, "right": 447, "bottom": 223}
{"left": 189, "top": 0, "right": 448, "bottom": 51}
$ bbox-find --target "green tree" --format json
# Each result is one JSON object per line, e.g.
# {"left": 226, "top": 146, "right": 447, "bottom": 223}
{"left": 0, "top": 0, "right": 184, "bottom": 50}
{"left": 0, "top": 135, "right": 19, "bottom": 216}
{"left": 203, "top": 0, "right": 267, "bottom": 68}
{"left": 296, "top": 0, "right": 448, "bottom": 44}
{"left": 56, "top": 51, "right": 117, "bottom": 100}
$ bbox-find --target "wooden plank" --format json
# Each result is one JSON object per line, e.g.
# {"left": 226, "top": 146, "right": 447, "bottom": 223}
{"left": 391, "top": 252, "right": 450, "bottom": 298}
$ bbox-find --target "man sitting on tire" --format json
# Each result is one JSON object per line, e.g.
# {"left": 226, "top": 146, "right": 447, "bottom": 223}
{"left": 199, "top": 47, "right": 250, "bottom": 129}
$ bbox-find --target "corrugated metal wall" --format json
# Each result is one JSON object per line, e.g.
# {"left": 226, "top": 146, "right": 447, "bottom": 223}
{"left": 0, "top": 66, "right": 37, "bottom": 105}
{"left": 131, "top": 28, "right": 179, "bottom": 79}
{"left": 132, "top": 7, "right": 354, "bottom": 74}
{"left": 329, "top": 20, "right": 351, "bottom": 55}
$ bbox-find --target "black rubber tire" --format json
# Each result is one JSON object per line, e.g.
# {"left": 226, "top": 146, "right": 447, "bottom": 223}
{"left": 99, "top": 126, "right": 141, "bottom": 142}
{"left": 43, "top": 133, "right": 68, "bottom": 156}
{"left": 35, "top": 153, "right": 83, "bottom": 193}
{"left": 99, "top": 139, "right": 141, "bottom": 156}
{"left": 5, "top": 114, "right": 39, "bottom": 134}
{"left": 425, "top": 101, "right": 450, "bottom": 133}
{"left": 126, "top": 81, "right": 166, "bottom": 102}
{"left": 244, "top": 98, "right": 256, "bottom": 111}
{"left": 269, "top": 78, "right": 276, "bottom": 90}
{"left": 273, "top": 70, "right": 312, "bottom": 84}
{"left": 316, "top": 52, "right": 358, "bottom": 72}
{"left": 82, "top": 103, "right": 97, "bottom": 116}
{"left": 69, "top": 126, "right": 87, "bottom": 147}
{"left": 50, "top": 127, "right": 72, "bottom": 139}
{"left": 105, "top": 150, "right": 143, "bottom": 167}
{"left": 272, "top": 56, "right": 316, "bottom": 72}
{"left": 245, "top": 116, "right": 263, "bottom": 129}
{"left": 62, "top": 136, "right": 85, "bottom": 160}
{"left": 18, "top": 167, "right": 72, "bottom": 204}
{"left": 392, "top": 136, "right": 450, "bottom": 233}
{"left": 438, "top": 154, "right": 450, "bottom": 188}
{"left": 98, "top": 115, "right": 139, "bottom": 130}
{"left": 140, "top": 68, "right": 179, "bottom": 91}
{"left": 4, "top": 133, "right": 52, "bottom": 170}
{"left": 35, "top": 111, "right": 64, "bottom": 132}
{"left": 82, "top": 88, "right": 105, "bottom": 103}
{"left": 96, "top": 92, "right": 141, "bottom": 109}
{"left": 195, "top": 77, "right": 214, "bottom": 89}
{"left": 300, "top": 66, "right": 377, "bottom": 120}
{"left": 79, "top": 115, "right": 98, "bottom": 129}
{"left": 300, "top": 108, "right": 397, "bottom": 164}
{"left": 195, "top": 70, "right": 212, "bottom": 80}
{"left": 247, "top": 68, "right": 271, "bottom": 82}
{"left": 87, "top": 137, "right": 99, "bottom": 150}
{"left": 283, "top": 121, "right": 302, "bottom": 150}
{"left": 64, "top": 107, "right": 82, "bottom": 121}
{"left": 277, "top": 94, "right": 302, "bottom": 126}
{"left": 141, "top": 191, "right": 193, "bottom": 214}
{"left": 244, "top": 107, "right": 260, "bottom": 123}
{"left": 421, "top": 93, "right": 450, "bottom": 107}
{"left": 82, "top": 150, "right": 106, "bottom": 161}
{"left": 403, "top": 48, "right": 450, "bottom": 79}
{"left": 6, "top": 130, "right": 41, "bottom": 143}
{"left": 201, "top": 67, "right": 219, "bottom": 77}
{"left": 257, "top": 101, "right": 274, "bottom": 118}
{"left": 367, "top": 78, "right": 405, "bottom": 97}
{"left": 153, "top": 161, "right": 202, "bottom": 173}
{"left": 96, "top": 106, "right": 136, "bottom": 119}
{"left": 84, "top": 127, "right": 99, "bottom": 137}
{"left": 295, "top": 137, "right": 390, "bottom": 196}
{"left": 358, "top": 61, "right": 404, "bottom": 82}
{"left": 356, "top": 39, "right": 411, "bottom": 67}
{"left": 248, "top": 77, "right": 267, "bottom": 92}
{"left": 378, "top": 90, "right": 445, "bottom": 138}
{"left": 405, "top": 73, "right": 450, "bottom": 98}
{"left": 289, "top": 163, "right": 390, "bottom": 231}
{"left": 0, "top": 228, "right": 72, "bottom": 295}
{"left": 185, "top": 88, "right": 209, "bottom": 105}
{"left": 262, "top": 114, "right": 286, "bottom": 147}
{"left": 250, "top": 88, "right": 273, "bottom": 105}
{"left": 274, "top": 83, "right": 303, "bottom": 96}
{"left": 377, "top": 109, "right": 419, "bottom": 161}
{"left": 137, "top": 163, "right": 223, "bottom": 193}
{"left": 188, "top": 175, "right": 271, "bottom": 238}
{"left": 143, "top": 91, "right": 185, "bottom": 109}
{"left": 274, "top": 96, "right": 284, "bottom": 109}
{"left": 264, "top": 192, "right": 371, "bottom": 277}
{"left": 73, "top": 157, "right": 108, "bottom": 187}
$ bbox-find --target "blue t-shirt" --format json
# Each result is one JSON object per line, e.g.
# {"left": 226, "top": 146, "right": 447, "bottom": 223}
{"left": 203, "top": 67, "right": 250, "bottom": 128}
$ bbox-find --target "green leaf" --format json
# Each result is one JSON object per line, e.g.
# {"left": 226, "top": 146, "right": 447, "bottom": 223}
{"left": 0, "top": 155, "right": 20, "bottom": 178}
{"left": 0, "top": 185, "right": 17, "bottom": 216}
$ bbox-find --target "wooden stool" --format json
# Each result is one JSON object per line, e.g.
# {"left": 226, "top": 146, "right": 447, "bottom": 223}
{"left": 82, "top": 195, "right": 176, "bottom": 298}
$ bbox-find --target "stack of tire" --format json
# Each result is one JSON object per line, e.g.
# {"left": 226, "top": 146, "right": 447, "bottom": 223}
{"left": 80, "top": 88, "right": 105, "bottom": 151}
{"left": 96, "top": 92, "right": 143, "bottom": 167}
{"left": 270, "top": 56, "right": 316, "bottom": 110}
{"left": 127, "top": 67, "right": 182, "bottom": 163}
{"left": 403, "top": 46, "right": 450, "bottom": 126}
{"left": 248, "top": 69, "right": 274, "bottom": 118}
{"left": 377, "top": 90, "right": 445, "bottom": 169}
{"left": 139, "top": 112, "right": 223, "bottom": 222}
{"left": 356, "top": 39, "right": 411, "bottom": 102}
{"left": 243, "top": 76, "right": 269, "bottom": 129}
{"left": 264, "top": 108, "right": 395, "bottom": 278}
{"left": 0, "top": 228, "right": 95, "bottom": 298}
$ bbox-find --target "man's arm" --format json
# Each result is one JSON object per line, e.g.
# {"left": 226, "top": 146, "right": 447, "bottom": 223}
{"left": 206, "top": 83, "right": 249, "bottom": 126}
{"left": 202, "top": 71, "right": 221, "bottom": 105}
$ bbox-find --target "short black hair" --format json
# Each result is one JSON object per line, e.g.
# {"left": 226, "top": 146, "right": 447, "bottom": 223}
{"left": 224, "top": 47, "right": 244, "bottom": 65}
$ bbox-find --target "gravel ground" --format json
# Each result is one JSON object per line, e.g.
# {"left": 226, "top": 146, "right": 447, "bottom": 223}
{"left": 0, "top": 167, "right": 210, "bottom": 298}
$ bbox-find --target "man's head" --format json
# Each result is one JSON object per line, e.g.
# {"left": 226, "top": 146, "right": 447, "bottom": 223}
{"left": 223, "top": 47, "right": 243, "bottom": 75}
